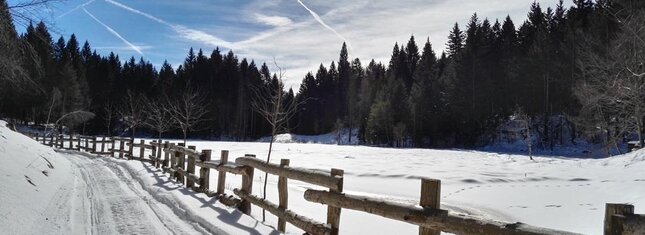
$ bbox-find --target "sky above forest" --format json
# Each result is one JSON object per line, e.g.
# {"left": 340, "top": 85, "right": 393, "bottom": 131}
{"left": 10, "top": 0, "right": 571, "bottom": 89}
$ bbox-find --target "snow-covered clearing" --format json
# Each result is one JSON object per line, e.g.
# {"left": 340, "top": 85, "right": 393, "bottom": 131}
{"left": 0, "top": 121, "right": 277, "bottom": 235}
{"left": 162, "top": 139, "right": 645, "bottom": 235}
{"left": 3, "top": 118, "right": 644, "bottom": 235}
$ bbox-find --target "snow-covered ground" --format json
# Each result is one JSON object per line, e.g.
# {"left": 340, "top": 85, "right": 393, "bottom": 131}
{"left": 258, "top": 129, "right": 359, "bottom": 145}
{"left": 0, "top": 121, "right": 277, "bottom": 235}
{"left": 171, "top": 140, "right": 645, "bottom": 235}
{"left": 3, "top": 119, "right": 645, "bottom": 235}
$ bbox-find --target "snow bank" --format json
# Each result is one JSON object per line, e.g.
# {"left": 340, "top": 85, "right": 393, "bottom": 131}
{"left": 0, "top": 120, "right": 75, "bottom": 234}
{"left": 258, "top": 129, "right": 359, "bottom": 145}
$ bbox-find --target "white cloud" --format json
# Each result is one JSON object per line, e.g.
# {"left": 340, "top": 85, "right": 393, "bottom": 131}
{"left": 71, "top": 0, "right": 571, "bottom": 91}
{"left": 82, "top": 7, "right": 144, "bottom": 56}
{"left": 254, "top": 13, "right": 293, "bottom": 27}
{"left": 104, "top": 0, "right": 235, "bottom": 50}
{"left": 58, "top": 0, "right": 96, "bottom": 18}
{"left": 234, "top": 0, "right": 570, "bottom": 90}
{"left": 296, "top": 0, "right": 353, "bottom": 52}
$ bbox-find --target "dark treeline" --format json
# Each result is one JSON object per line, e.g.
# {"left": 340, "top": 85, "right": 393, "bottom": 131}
{"left": 1, "top": 20, "right": 284, "bottom": 139}
{"left": 295, "top": 0, "right": 640, "bottom": 148}
{"left": 2, "top": 0, "right": 644, "bottom": 149}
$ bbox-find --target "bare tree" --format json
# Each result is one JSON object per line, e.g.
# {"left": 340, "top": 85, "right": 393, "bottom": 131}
{"left": 169, "top": 88, "right": 208, "bottom": 145}
{"left": 7, "top": 0, "right": 64, "bottom": 28}
{"left": 574, "top": 7, "right": 645, "bottom": 155}
{"left": 119, "top": 91, "right": 145, "bottom": 138}
{"left": 103, "top": 101, "right": 116, "bottom": 136}
{"left": 513, "top": 107, "right": 533, "bottom": 160}
{"left": 250, "top": 60, "right": 306, "bottom": 222}
{"left": 144, "top": 98, "right": 175, "bottom": 143}
{"left": 56, "top": 110, "right": 95, "bottom": 133}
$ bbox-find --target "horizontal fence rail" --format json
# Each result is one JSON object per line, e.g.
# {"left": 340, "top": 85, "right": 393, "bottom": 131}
{"left": 30, "top": 133, "right": 645, "bottom": 235}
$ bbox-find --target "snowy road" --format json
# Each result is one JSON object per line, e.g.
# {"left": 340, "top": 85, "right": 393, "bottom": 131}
{"left": 33, "top": 153, "right": 211, "bottom": 235}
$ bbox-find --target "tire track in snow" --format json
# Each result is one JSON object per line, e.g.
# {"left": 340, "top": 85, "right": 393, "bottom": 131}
{"left": 50, "top": 153, "right": 210, "bottom": 234}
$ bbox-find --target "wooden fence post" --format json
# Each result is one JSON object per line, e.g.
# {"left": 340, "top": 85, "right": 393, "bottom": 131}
{"left": 119, "top": 139, "right": 124, "bottom": 158}
{"left": 240, "top": 154, "right": 256, "bottom": 215}
{"left": 217, "top": 150, "right": 229, "bottom": 195}
{"left": 186, "top": 145, "right": 196, "bottom": 189}
{"left": 100, "top": 136, "right": 105, "bottom": 153}
{"left": 278, "top": 159, "right": 290, "bottom": 232}
{"left": 163, "top": 141, "right": 170, "bottom": 169}
{"left": 328, "top": 168, "right": 344, "bottom": 235}
{"left": 129, "top": 138, "right": 134, "bottom": 160}
{"left": 92, "top": 136, "right": 97, "bottom": 153}
{"left": 58, "top": 134, "right": 63, "bottom": 148}
{"left": 605, "top": 203, "right": 634, "bottom": 235}
{"left": 419, "top": 179, "right": 441, "bottom": 235}
{"left": 48, "top": 135, "right": 53, "bottom": 147}
{"left": 173, "top": 143, "right": 185, "bottom": 183}
{"left": 199, "top": 150, "right": 212, "bottom": 192}
{"left": 151, "top": 143, "right": 158, "bottom": 167}
{"left": 76, "top": 135, "right": 81, "bottom": 150}
{"left": 110, "top": 137, "right": 115, "bottom": 157}
{"left": 139, "top": 139, "right": 145, "bottom": 161}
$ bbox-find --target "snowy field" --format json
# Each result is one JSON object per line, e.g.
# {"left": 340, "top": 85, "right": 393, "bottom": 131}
{"left": 169, "top": 139, "right": 645, "bottom": 235}
{"left": 2, "top": 120, "right": 645, "bottom": 235}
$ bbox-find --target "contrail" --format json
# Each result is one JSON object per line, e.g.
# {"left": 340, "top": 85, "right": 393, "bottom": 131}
{"left": 296, "top": 0, "right": 353, "bottom": 52}
{"left": 58, "top": 0, "right": 96, "bottom": 18}
{"left": 82, "top": 7, "right": 144, "bottom": 55}
{"left": 104, "top": 0, "right": 234, "bottom": 49}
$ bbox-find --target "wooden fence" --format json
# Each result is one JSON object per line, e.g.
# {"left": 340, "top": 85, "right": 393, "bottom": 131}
{"left": 31, "top": 134, "right": 645, "bottom": 235}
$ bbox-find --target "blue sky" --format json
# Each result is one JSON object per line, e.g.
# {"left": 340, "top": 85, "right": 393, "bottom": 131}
{"left": 9, "top": 0, "right": 571, "bottom": 89}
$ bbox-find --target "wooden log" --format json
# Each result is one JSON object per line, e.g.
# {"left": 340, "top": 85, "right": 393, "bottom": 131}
{"left": 304, "top": 190, "right": 580, "bottom": 235}
{"left": 195, "top": 161, "right": 247, "bottom": 175}
{"left": 419, "top": 179, "right": 441, "bottom": 235}
{"left": 172, "top": 144, "right": 183, "bottom": 181}
{"left": 152, "top": 143, "right": 158, "bottom": 167}
{"left": 163, "top": 142, "right": 170, "bottom": 169}
{"left": 128, "top": 138, "right": 134, "bottom": 160}
{"left": 76, "top": 135, "right": 81, "bottom": 150}
{"left": 605, "top": 204, "right": 635, "bottom": 235}
{"left": 218, "top": 193, "right": 242, "bottom": 207}
{"left": 622, "top": 214, "right": 645, "bottom": 235}
{"left": 235, "top": 156, "right": 342, "bottom": 190}
{"left": 85, "top": 136, "right": 90, "bottom": 152}
{"left": 239, "top": 154, "right": 255, "bottom": 215}
{"left": 119, "top": 139, "right": 124, "bottom": 158}
{"left": 111, "top": 137, "right": 116, "bottom": 157}
{"left": 327, "top": 168, "right": 343, "bottom": 235}
{"left": 278, "top": 159, "right": 290, "bottom": 232}
{"left": 199, "top": 150, "right": 212, "bottom": 192}
{"left": 139, "top": 140, "right": 145, "bottom": 160}
{"left": 99, "top": 136, "right": 104, "bottom": 153}
{"left": 217, "top": 150, "right": 229, "bottom": 195}
{"left": 234, "top": 189, "right": 332, "bottom": 235}
{"left": 187, "top": 173, "right": 199, "bottom": 183}
{"left": 186, "top": 146, "right": 196, "bottom": 189}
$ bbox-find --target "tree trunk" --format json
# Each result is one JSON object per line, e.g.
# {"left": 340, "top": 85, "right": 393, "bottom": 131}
{"left": 638, "top": 116, "right": 644, "bottom": 149}
{"left": 262, "top": 133, "right": 275, "bottom": 222}
{"left": 183, "top": 130, "right": 187, "bottom": 145}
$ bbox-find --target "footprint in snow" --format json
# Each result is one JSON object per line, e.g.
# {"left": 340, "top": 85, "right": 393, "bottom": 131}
{"left": 545, "top": 205, "right": 562, "bottom": 208}
{"left": 25, "top": 175, "right": 36, "bottom": 187}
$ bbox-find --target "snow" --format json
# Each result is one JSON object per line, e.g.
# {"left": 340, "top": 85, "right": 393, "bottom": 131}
{"left": 0, "top": 121, "right": 278, "bottom": 235}
{"left": 3, "top": 118, "right": 644, "bottom": 235}
{"left": 258, "top": 129, "right": 359, "bottom": 145}
{"left": 168, "top": 140, "right": 645, "bottom": 235}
